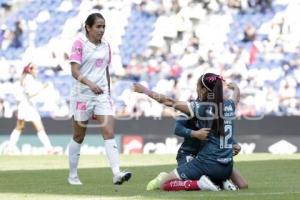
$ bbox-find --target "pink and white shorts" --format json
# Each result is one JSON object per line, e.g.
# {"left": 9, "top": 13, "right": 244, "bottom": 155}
{"left": 70, "top": 94, "right": 115, "bottom": 121}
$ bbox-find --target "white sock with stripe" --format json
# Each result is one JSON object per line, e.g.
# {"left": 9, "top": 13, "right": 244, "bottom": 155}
{"left": 104, "top": 139, "right": 120, "bottom": 176}
{"left": 68, "top": 139, "right": 81, "bottom": 178}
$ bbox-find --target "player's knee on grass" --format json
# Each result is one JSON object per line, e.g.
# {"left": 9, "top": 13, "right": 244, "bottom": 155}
{"left": 159, "top": 170, "right": 179, "bottom": 190}
{"left": 230, "top": 168, "right": 248, "bottom": 189}
{"left": 237, "top": 181, "right": 248, "bottom": 189}
{"left": 101, "top": 126, "right": 114, "bottom": 139}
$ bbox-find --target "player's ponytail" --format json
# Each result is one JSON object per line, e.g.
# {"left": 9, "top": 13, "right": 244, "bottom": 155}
{"left": 202, "top": 73, "right": 225, "bottom": 136}
{"left": 211, "top": 78, "right": 224, "bottom": 136}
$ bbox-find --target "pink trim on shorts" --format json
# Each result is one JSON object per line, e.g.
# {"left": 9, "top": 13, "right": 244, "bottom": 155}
{"left": 76, "top": 102, "right": 87, "bottom": 111}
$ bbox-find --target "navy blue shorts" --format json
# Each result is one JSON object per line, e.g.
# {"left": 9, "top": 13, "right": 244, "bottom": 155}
{"left": 176, "top": 152, "right": 196, "bottom": 166}
{"left": 176, "top": 157, "right": 233, "bottom": 181}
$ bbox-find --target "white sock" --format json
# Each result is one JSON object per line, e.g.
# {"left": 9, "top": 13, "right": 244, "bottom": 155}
{"left": 68, "top": 139, "right": 81, "bottom": 178}
{"left": 37, "top": 131, "right": 52, "bottom": 150}
{"left": 9, "top": 129, "right": 21, "bottom": 148}
{"left": 104, "top": 139, "right": 120, "bottom": 176}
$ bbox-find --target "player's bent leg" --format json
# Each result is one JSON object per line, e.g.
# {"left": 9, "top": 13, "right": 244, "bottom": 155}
{"left": 146, "top": 172, "right": 168, "bottom": 191}
{"left": 159, "top": 170, "right": 180, "bottom": 190}
{"left": 159, "top": 170, "right": 220, "bottom": 191}
{"left": 230, "top": 168, "right": 248, "bottom": 189}
{"left": 32, "top": 120, "right": 55, "bottom": 153}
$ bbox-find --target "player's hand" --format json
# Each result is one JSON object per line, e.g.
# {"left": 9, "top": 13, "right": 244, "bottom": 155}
{"left": 191, "top": 128, "right": 211, "bottom": 140}
{"left": 88, "top": 82, "right": 103, "bottom": 95}
{"left": 227, "top": 82, "right": 238, "bottom": 90}
{"left": 233, "top": 143, "right": 241, "bottom": 156}
{"left": 133, "top": 83, "right": 147, "bottom": 94}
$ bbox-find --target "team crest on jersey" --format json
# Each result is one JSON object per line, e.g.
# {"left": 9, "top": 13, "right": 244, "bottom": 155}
{"left": 73, "top": 47, "right": 82, "bottom": 55}
{"left": 224, "top": 105, "right": 233, "bottom": 112}
{"left": 205, "top": 107, "right": 213, "bottom": 116}
{"left": 96, "top": 58, "right": 103, "bottom": 67}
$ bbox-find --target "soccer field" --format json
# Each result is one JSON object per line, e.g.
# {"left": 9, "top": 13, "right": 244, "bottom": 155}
{"left": 0, "top": 154, "right": 300, "bottom": 200}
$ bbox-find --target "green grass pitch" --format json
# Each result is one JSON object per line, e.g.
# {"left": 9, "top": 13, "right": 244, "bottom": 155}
{"left": 0, "top": 154, "right": 300, "bottom": 200}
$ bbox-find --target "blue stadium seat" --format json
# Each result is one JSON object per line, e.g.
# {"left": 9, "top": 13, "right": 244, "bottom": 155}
{"left": 119, "top": 7, "right": 157, "bottom": 65}
{"left": 296, "top": 86, "right": 300, "bottom": 98}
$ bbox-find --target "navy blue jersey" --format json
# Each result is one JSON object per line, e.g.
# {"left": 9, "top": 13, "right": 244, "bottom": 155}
{"left": 174, "top": 116, "right": 206, "bottom": 155}
{"left": 188, "top": 99, "right": 236, "bottom": 165}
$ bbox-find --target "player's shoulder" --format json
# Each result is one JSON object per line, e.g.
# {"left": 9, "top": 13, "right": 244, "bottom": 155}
{"left": 223, "top": 98, "right": 236, "bottom": 111}
{"left": 224, "top": 98, "right": 235, "bottom": 105}
{"left": 101, "top": 38, "right": 111, "bottom": 48}
{"left": 188, "top": 99, "right": 201, "bottom": 106}
{"left": 72, "top": 33, "right": 87, "bottom": 44}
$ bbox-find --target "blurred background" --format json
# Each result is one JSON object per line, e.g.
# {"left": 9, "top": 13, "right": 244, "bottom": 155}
{"left": 0, "top": 0, "right": 299, "bottom": 155}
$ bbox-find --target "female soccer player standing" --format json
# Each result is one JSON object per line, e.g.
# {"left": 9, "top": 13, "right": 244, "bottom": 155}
{"left": 68, "top": 13, "right": 131, "bottom": 185}
{"left": 8, "top": 63, "right": 54, "bottom": 154}
{"left": 134, "top": 73, "right": 240, "bottom": 191}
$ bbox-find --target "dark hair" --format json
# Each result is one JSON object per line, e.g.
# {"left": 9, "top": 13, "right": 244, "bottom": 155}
{"left": 85, "top": 13, "right": 105, "bottom": 34}
{"left": 199, "top": 73, "right": 225, "bottom": 136}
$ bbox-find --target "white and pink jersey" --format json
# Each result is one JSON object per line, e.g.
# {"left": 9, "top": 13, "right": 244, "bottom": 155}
{"left": 17, "top": 74, "right": 43, "bottom": 121}
{"left": 17, "top": 74, "right": 43, "bottom": 104}
{"left": 69, "top": 35, "right": 111, "bottom": 98}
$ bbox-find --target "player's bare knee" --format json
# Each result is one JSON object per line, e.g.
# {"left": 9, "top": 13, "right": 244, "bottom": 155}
{"left": 16, "top": 125, "right": 24, "bottom": 132}
{"left": 159, "top": 182, "right": 165, "bottom": 191}
{"left": 239, "top": 182, "right": 248, "bottom": 189}
{"left": 73, "top": 135, "right": 85, "bottom": 144}
{"left": 101, "top": 128, "right": 114, "bottom": 139}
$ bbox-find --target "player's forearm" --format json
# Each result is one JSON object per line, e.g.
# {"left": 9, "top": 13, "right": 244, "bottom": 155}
{"left": 145, "top": 90, "right": 175, "bottom": 107}
{"left": 134, "top": 83, "right": 191, "bottom": 115}
{"left": 174, "top": 120, "right": 192, "bottom": 138}
{"left": 71, "top": 66, "right": 92, "bottom": 87}
{"left": 146, "top": 90, "right": 191, "bottom": 115}
{"left": 26, "top": 84, "right": 47, "bottom": 98}
{"left": 232, "top": 86, "right": 240, "bottom": 104}
{"left": 228, "top": 83, "right": 240, "bottom": 104}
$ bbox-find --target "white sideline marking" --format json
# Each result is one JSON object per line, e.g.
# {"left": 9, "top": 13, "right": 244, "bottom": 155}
{"left": 210, "top": 191, "right": 300, "bottom": 197}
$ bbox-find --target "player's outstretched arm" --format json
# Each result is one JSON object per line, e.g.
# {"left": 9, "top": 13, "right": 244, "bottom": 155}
{"left": 133, "top": 83, "right": 191, "bottom": 116}
{"left": 27, "top": 83, "right": 49, "bottom": 98}
{"left": 227, "top": 82, "right": 240, "bottom": 105}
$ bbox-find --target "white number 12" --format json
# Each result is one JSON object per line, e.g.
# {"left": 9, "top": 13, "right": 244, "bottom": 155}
{"left": 220, "top": 125, "right": 232, "bottom": 149}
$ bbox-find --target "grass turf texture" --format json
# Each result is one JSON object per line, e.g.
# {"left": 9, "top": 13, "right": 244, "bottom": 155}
{"left": 0, "top": 154, "right": 300, "bottom": 200}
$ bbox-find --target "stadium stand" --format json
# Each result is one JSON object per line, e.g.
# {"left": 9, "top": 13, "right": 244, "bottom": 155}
{"left": 0, "top": 0, "right": 299, "bottom": 118}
